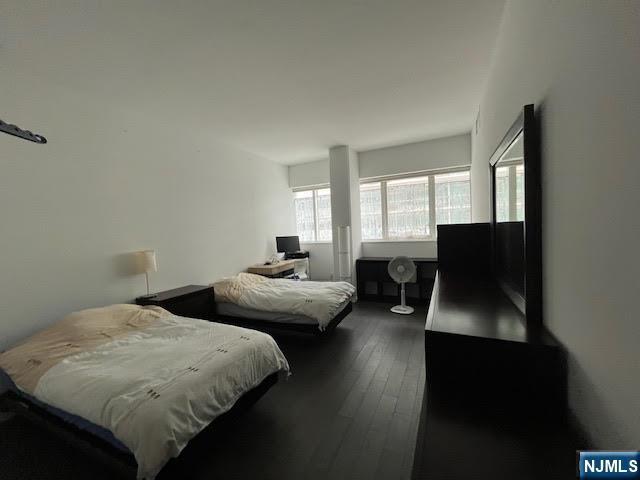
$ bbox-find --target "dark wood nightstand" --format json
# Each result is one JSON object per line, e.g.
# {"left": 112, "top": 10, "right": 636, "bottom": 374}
{"left": 135, "top": 285, "right": 216, "bottom": 321}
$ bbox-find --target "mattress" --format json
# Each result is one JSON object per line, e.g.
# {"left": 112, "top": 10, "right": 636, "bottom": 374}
{"left": 216, "top": 297, "right": 352, "bottom": 326}
{"left": 0, "top": 305, "right": 290, "bottom": 479}
{"left": 212, "top": 273, "right": 355, "bottom": 329}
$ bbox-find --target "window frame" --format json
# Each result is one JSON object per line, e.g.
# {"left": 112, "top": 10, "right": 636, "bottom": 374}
{"left": 292, "top": 184, "right": 333, "bottom": 244}
{"left": 360, "top": 166, "right": 472, "bottom": 242}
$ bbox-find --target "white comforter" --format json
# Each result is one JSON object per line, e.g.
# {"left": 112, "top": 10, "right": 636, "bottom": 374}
{"left": 213, "top": 273, "right": 355, "bottom": 330}
{"left": 33, "top": 314, "right": 289, "bottom": 479}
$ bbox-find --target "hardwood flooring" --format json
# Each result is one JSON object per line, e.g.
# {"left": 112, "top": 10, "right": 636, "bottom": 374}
{"left": 0, "top": 301, "right": 427, "bottom": 480}
{"left": 413, "top": 394, "right": 586, "bottom": 480}
{"left": 0, "top": 300, "right": 585, "bottom": 480}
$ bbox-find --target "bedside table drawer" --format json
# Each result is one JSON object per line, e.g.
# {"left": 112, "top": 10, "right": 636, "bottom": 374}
{"left": 164, "top": 294, "right": 215, "bottom": 320}
{"left": 136, "top": 285, "right": 216, "bottom": 321}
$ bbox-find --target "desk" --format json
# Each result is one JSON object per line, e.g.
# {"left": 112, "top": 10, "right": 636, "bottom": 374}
{"left": 355, "top": 257, "right": 437, "bottom": 304}
{"left": 247, "top": 259, "right": 295, "bottom": 278}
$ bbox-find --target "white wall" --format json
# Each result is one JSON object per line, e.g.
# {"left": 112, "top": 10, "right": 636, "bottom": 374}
{"left": 300, "top": 242, "right": 334, "bottom": 281}
{"left": 358, "top": 133, "right": 470, "bottom": 179}
{"left": 0, "top": 72, "right": 294, "bottom": 352}
{"left": 348, "top": 148, "right": 363, "bottom": 283}
{"left": 288, "top": 133, "right": 471, "bottom": 187}
{"left": 288, "top": 159, "right": 330, "bottom": 188}
{"left": 471, "top": 0, "right": 640, "bottom": 447}
{"left": 288, "top": 159, "right": 332, "bottom": 275}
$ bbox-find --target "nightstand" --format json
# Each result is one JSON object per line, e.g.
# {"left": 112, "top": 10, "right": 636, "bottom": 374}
{"left": 135, "top": 285, "right": 216, "bottom": 321}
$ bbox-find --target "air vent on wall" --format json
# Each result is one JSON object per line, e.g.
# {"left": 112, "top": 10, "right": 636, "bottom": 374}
{"left": 0, "top": 118, "right": 47, "bottom": 144}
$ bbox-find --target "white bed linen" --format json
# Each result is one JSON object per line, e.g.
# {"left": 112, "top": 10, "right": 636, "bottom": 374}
{"left": 214, "top": 273, "right": 355, "bottom": 330}
{"left": 33, "top": 315, "right": 289, "bottom": 479}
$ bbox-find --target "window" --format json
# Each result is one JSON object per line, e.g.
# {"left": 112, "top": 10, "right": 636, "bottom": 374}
{"left": 435, "top": 171, "right": 472, "bottom": 225}
{"left": 360, "top": 169, "right": 471, "bottom": 241}
{"left": 387, "top": 176, "right": 430, "bottom": 239}
{"left": 495, "top": 166, "right": 510, "bottom": 222}
{"left": 294, "top": 187, "right": 332, "bottom": 242}
{"left": 315, "top": 188, "right": 332, "bottom": 241}
{"left": 360, "top": 182, "right": 383, "bottom": 240}
{"left": 515, "top": 165, "right": 525, "bottom": 221}
{"left": 495, "top": 163, "right": 524, "bottom": 222}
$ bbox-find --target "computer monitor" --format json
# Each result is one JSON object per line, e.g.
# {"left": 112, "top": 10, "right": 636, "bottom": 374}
{"left": 276, "top": 236, "right": 300, "bottom": 253}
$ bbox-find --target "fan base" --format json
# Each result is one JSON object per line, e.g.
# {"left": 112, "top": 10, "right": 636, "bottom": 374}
{"left": 390, "top": 305, "right": 415, "bottom": 315}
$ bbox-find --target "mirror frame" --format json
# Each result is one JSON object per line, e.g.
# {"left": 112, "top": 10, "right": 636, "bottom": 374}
{"left": 489, "top": 104, "right": 542, "bottom": 332}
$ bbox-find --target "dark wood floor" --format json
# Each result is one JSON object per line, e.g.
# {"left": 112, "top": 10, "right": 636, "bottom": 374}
{"left": 0, "top": 301, "right": 427, "bottom": 480}
{"left": 413, "top": 394, "right": 585, "bottom": 480}
{"left": 0, "top": 301, "right": 585, "bottom": 479}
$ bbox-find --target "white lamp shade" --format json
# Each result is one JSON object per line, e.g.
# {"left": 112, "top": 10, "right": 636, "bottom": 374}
{"left": 137, "top": 250, "right": 157, "bottom": 273}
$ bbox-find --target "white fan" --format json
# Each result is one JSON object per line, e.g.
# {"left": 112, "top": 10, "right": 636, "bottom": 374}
{"left": 388, "top": 256, "right": 416, "bottom": 315}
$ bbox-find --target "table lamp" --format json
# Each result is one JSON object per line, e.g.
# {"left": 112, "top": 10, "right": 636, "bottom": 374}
{"left": 137, "top": 250, "right": 157, "bottom": 299}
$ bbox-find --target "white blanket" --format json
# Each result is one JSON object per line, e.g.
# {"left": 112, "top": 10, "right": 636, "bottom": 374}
{"left": 213, "top": 273, "right": 355, "bottom": 330}
{"left": 33, "top": 314, "right": 289, "bottom": 479}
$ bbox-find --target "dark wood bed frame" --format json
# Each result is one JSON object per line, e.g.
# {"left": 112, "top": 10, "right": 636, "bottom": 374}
{"left": 136, "top": 284, "right": 354, "bottom": 337}
{"left": 1, "top": 284, "right": 353, "bottom": 476}
{"left": 0, "top": 372, "right": 278, "bottom": 479}
{"left": 214, "top": 300, "right": 353, "bottom": 337}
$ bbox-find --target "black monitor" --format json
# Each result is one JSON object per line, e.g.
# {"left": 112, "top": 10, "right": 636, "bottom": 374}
{"left": 276, "top": 236, "right": 300, "bottom": 253}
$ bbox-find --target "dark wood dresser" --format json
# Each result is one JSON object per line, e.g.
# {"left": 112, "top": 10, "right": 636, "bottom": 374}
{"left": 135, "top": 285, "right": 216, "bottom": 321}
{"left": 424, "top": 224, "right": 567, "bottom": 416}
{"left": 425, "top": 271, "right": 566, "bottom": 415}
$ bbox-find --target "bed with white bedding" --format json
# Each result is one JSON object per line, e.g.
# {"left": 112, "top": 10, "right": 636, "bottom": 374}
{"left": 212, "top": 273, "right": 355, "bottom": 333}
{"left": 0, "top": 304, "right": 289, "bottom": 479}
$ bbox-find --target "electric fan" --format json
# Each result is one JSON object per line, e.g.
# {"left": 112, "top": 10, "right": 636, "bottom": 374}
{"left": 388, "top": 256, "right": 416, "bottom": 314}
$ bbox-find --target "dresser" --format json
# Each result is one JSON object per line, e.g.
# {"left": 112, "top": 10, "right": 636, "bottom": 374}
{"left": 424, "top": 224, "right": 566, "bottom": 417}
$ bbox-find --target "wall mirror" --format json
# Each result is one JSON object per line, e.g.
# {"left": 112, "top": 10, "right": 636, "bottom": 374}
{"left": 490, "top": 104, "right": 542, "bottom": 332}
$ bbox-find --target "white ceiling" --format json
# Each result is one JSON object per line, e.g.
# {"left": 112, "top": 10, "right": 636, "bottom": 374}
{"left": 1, "top": 0, "right": 505, "bottom": 164}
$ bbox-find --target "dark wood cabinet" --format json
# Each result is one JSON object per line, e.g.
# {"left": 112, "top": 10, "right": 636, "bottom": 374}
{"left": 425, "top": 224, "right": 567, "bottom": 418}
{"left": 418, "top": 227, "right": 569, "bottom": 479}
{"left": 355, "top": 257, "right": 437, "bottom": 304}
{"left": 425, "top": 270, "right": 566, "bottom": 417}
{"left": 135, "top": 285, "right": 216, "bottom": 321}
